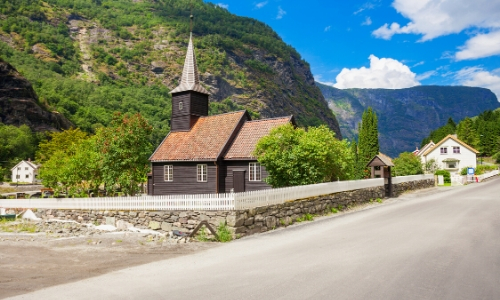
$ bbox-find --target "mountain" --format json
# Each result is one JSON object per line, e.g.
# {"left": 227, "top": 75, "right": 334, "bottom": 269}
{"left": 318, "top": 83, "right": 500, "bottom": 157}
{"left": 0, "top": 57, "right": 72, "bottom": 132}
{"left": 0, "top": 0, "right": 341, "bottom": 145}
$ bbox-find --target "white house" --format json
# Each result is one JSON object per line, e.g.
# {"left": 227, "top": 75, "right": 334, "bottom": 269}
{"left": 10, "top": 160, "right": 41, "bottom": 184}
{"left": 417, "top": 135, "right": 479, "bottom": 175}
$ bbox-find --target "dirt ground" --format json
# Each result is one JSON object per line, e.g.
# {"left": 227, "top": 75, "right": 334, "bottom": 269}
{"left": 0, "top": 233, "right": 220, "bottom": 299}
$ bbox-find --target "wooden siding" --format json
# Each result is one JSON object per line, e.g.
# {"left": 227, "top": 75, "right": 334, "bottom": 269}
{"left": 189, "top": 92, "right": 209, "bottom": 116}
{"left": 152, "top": 162, "right": 217, "bottom": 195}
{"left": 222, "top": 161, "right": 271, "bottom": 193}
{"left": 171, "top": 91, "right": 208, "bottom": 132}
{"left": 171, "top": 114, "right": 191, "bottom": 132}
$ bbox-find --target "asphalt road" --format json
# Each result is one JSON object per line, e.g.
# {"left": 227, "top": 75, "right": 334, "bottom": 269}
{"left": 8, "top": 177, "right": 500, "bottom": 300}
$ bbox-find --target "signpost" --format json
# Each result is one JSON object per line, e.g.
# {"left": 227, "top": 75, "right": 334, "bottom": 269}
{"left": 467, "top": 168, "right": 475, "bottom": 183}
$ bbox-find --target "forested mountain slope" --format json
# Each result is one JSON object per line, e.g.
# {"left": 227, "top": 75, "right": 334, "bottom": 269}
{"left": 318, "top": 83, "right": 500, "bottom": 157}
{"left": 0, "top": 57, "right": 72, "bottom": 132}
{"left": 0, "top": 0, "right": 341, "bottom": 146}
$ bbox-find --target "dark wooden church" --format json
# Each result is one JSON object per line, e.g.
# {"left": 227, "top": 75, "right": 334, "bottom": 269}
{"left": 148, "top": 33, "right": 294, "bottom": 195}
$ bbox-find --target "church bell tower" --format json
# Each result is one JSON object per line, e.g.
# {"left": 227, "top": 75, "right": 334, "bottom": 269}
{"left": 169, "top": 24, "right": 209, "bottom": 132}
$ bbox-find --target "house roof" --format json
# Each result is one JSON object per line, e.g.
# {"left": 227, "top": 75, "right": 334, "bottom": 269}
{"left": 10, "top": 160, "right": 39, "bottom": 171}
{"left": 366, "top": 153, "right": 394, "bottom": 167}
{"left": 170, "top": 33, "right": 209, "bottom": 95}
{"left": 417, "top": 141, "right": 435, "bottom": 157}
{"left": 149, "top": 111, "right": 247, "bottom": 162}
{"left": 224, "top": 116, "right": 293, "bottom": 160}
{"left": 422, "top": 135, "right": 479, "bottom": 156}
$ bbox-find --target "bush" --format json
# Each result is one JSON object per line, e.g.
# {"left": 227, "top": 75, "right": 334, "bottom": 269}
{"left": 493, "top": 152, "right": 500, "bottom": 164}
{"left": 476, "top": 165, "right": 498, "bottom": 175}
{"left": 435, "top": 170, "right": 451, "bottom": 183}
{"left": 216, "top": 222, "right": 232, "bottom": 243}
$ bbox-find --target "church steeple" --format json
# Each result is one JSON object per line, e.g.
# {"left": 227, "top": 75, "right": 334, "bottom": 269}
{"left": 170, "top": 33, "right": 209, "bottom": 95}
{"left": 169, "top": 12, "right": 210, "bottom": 132}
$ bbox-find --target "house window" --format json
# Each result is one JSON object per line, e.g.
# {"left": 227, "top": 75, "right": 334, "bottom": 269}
{"left": 440, "top": 147, "right": 447, "bottom": 154}
{"left": 453, "top": 146, "right": 460, "bottom": 154}
{"left": 249, "top": 162, "right": 261, "bottom": 181}
{"left": 447, "top": 162, "right": 457, "bottom": 169}
{"left": 26, "top": 174, "right": 29, "bottom": 179}
{"left": 179, "top": 101, "right": 183, "bottom": 111}
{"left": 25, "top": 167, "right": 28, "bottom": 170}
{"left": 16, "top": 175, "right": 20, "bottom": 179}
{"left": 164, "top": 165, "right": 173, "bottom": 181}
{"left": 17, "top": 167, "right": 21, "bottom": 170}
{"left": 197, "top": 164, "right": 207, "bottom": 182}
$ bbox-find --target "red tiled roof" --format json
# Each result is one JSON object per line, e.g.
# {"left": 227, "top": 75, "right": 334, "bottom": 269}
{"left": 224, "top": 116, "right": 292, "bottom": 159}
{"left": 150, "top": 111, "right": 246, "bottom": 161}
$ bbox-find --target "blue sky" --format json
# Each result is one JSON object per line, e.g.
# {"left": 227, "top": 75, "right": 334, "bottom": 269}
{"left": 205, "top": 0, "right": 500, "bottom": 100}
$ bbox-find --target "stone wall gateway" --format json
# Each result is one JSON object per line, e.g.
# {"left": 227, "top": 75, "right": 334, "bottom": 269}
{"left": 29, "top": 179, "right": 434, "bottom": 238}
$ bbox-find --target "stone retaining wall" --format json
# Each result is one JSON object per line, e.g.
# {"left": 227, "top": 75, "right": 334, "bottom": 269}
{"left": 392, "top": 179, "right": 434, "bottom": 197}
{"left": 27, "top": 179, "right": 434, "bottom": 238}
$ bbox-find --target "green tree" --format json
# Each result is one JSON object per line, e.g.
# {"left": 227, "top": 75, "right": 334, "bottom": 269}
{"left": 254, "top": 124, "right": 354, "bottom": 188}
{"left": 36, "top": 128, "right": 88, "bottom": 163}
{"left": 456, "top": 117, "right": 478, "bottom": 148}
{"left": 357, "top": 107, "right": 379, "bottom": 177}
{"left": 37, "top": 129, "right": 91, "bottom": 196}
{"left": 393, "top": 152, "right": 423, "bottom": 176}
{"left": 0, "top": 124, "right": 37, "bottom": 179}
{"left": 96, "top": 113, "right": 153, "bottom": 195}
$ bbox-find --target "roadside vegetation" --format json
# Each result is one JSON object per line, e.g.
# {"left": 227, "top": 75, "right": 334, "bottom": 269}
{"left": 421, "top": 110, "right": 500, "bottom": 163}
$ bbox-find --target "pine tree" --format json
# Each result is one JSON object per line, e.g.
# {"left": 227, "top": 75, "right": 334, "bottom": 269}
{"left": 357, "top": 107, "right": 380, "bottom": 177}
{"left": 456, "top": 117, "right": 478, "bottom": 148}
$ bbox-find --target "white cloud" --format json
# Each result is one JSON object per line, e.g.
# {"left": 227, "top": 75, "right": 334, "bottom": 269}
{"left": 455, "top": 30, "right": 500, "bottom": 60}
{"left": 415, "top": 70, "right": 436, "bottom": 81}
{"left": 361, "top": 17, "right": 372, "bottom": 26}
{"left": 455, "top": 67, "right": 500, "bottom": 100}
{"left": 354, "top": 2, "right": 376, "bottom": 15}
{"left": 255, "top": 1, "right": 268, "bottom": 9}
{"left": 276, "top": 6, "right": 286, "bottom": 20}
{"left": 333, "top": 55, "right": 420, "bottom": 89}
{"left": 413, "top": 61, "right": 425, "bottom": 67}
{"left": 324, "top": 26, "right": 331, "bottom": 32}
{"left": 216, "top": 3, "right": 229, "bottom": 9}
{"left": 373, "top": 0, "right": 500, "bottom": 41}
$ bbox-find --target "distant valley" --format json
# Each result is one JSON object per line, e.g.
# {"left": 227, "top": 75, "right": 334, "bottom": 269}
{"left": 318, "top": 83, "right": 500, "bottom": 157}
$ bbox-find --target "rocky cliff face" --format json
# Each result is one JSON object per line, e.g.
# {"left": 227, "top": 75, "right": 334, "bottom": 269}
{"left": 318, "top": 84, "right": 500, "bottom": 156}
{"left": 200, "top": 48, "right": 342, "bottom": 139}
{"left": 0, "top": 58, "right": 73, "bottom": 132}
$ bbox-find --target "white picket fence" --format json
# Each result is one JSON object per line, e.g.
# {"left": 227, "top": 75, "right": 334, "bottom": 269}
{"left": 0, "top": 175, "right": 436, "bottom": 211}
{"left": 0, "top": 194, "right": 235, "bottom": 211}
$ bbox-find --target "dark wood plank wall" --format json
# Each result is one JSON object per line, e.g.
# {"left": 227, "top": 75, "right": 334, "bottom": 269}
{"left": 223, "top": 161, "right": 271, "bottom": 193}
{"left": 190, "top": 92, "right": 209, "bottom": 116}
{"left": 152, "top": 162, "right": 217, "bottom": 195}
{"left": 171, "top": 92, "right": 191, "bottom": 131}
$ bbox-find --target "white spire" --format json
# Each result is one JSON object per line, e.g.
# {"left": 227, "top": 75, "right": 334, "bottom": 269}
{"left": 170, "top": 33, "right": 209, "bottom": 95}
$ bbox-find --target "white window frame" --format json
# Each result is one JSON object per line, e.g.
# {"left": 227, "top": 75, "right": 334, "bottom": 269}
{"left": 453, "top": 146, "right": 460, "bottom": 154}
{"left": 164, "top": 165, "right": 173, "bottom": 182}
{"left": 440, "top": 147, "right": 447, "bottom": 155}
{"left": 197, "top": 164, "right": 207, "bottom": 182}
{"left": 249, "top": 162, "right": 261, "bottom": 181}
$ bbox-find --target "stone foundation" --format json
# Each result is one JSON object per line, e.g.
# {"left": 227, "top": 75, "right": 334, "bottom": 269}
{"left": 26, "top": 179, "right": 434, "bottom": 238}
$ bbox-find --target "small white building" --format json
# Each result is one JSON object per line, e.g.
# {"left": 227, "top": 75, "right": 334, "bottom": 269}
{"left": 10, "top": 160, "right": 41, "bottom": 184}
{"left": 417, "top": 135, "right": 479, "bottom": 175}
